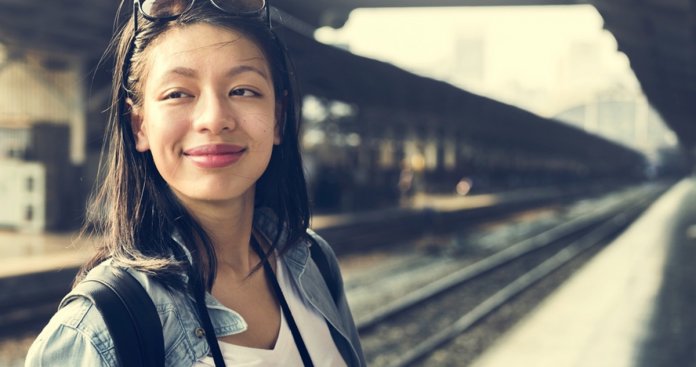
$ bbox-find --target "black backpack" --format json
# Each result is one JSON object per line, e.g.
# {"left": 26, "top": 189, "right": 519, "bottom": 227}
{"left": 65, "top": 238, "right": 335, "bottom": 367}
{"left": 65, "top": 266, "right": 165, "bottom": 367}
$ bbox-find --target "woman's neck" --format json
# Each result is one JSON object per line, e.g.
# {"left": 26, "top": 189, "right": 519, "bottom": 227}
{"left": 182, "top": 194, "right": 258, "bottom": 276}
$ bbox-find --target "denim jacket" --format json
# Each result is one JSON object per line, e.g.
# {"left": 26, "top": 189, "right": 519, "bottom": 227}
{"left": 25, "top": 208, "right": 366, "bottom": 367}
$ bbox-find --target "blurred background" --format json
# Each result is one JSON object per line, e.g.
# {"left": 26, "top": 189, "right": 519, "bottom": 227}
{"left": 1, "top": 1, "right": 695, "bottom": 366}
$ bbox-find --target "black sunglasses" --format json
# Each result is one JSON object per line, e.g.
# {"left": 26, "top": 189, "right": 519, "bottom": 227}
{"left": 132, "top": 0, "right": 269, "bottom": 29}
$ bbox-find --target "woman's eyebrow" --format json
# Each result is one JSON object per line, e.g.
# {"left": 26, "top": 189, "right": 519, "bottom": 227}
{"left": 162, "top": 65, "right": 268, "bottom": 80}
{"left": 165, "top": 67, "right": 198, "bottom": 78}
{"left": 227, "top": 64, "right": 269, "bottom": 80}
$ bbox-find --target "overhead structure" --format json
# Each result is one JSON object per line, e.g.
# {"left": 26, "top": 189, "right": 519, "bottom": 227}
{"left": 0, "top": 0, "right": 116, "bottom": 58}
{"left": 272, "top": 0, "right": 696, "bottom": 152}
{"left": 588, "top": 0, "right": 696, "bottom": 151}
{"left": 282, "top": 29, "right": 644, "bottom": 174}
{"left": 0, "top": 0, "right": 692, "bottom": 153}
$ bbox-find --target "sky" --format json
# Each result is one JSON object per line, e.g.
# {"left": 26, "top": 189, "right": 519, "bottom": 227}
{"left": 314, "top": 5, "right": 639, "bottom": 117}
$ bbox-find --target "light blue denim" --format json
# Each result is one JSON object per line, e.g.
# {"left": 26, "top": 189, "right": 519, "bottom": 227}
{"left": 25, "top": 208, "right": 366, "bottom": 366}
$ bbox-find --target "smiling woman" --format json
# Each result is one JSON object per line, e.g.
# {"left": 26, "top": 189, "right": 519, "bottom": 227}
{"left": 130, "top": 25, "right": 279, "bottom": 204}
{"left": 24, "top": 1, "right": 365, "bottom": 366}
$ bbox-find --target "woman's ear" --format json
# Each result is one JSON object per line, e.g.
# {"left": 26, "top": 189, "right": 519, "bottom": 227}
{"left": 128, "top": 98, "right": 150, "bottom": 152}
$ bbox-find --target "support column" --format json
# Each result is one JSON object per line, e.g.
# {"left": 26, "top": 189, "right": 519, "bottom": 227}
{"left": 70, "top": 60, "right": 86, "bottom": 165}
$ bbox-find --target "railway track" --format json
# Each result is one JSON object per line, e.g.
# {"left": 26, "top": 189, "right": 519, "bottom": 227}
{"left": 0, "top": 182, "right": 669, "bottom": 367}
{"left": 0, "top": 184, "right": 615, "bottom": 336}
{"left": 354, "top": 184, "right": 666, "bottom": 367}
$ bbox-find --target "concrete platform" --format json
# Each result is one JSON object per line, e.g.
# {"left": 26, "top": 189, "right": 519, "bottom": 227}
{"left": 0, "top": 187, "right": 576, "bottom": 279}
{"left": 0, "top": 231, "right": 92, "bottom": 278}
{"left": 470, "top": 178, "right": 696, "bottom": 367}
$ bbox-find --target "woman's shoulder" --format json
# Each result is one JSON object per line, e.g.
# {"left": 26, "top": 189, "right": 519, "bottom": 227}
{"left": 71, "top": 260, "right": 178, "bottom": 307}
{"left": 25, "top": 261, "right": 202, "bottom": 367}
{"left": 305, "top": 228, "right": 340, "bottom": 268}
{"left": 25, "top": 286, "right": 118, "bottom": 366}
{"left": 306, "top": 228, "right": 333, "bottom": 251}
{"left": 26, "top": 262, "right": 145, "bottom": 366}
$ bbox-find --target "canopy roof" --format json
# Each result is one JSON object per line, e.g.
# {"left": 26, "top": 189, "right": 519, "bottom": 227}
{"left": 0, "top": 0, "right": 648, "bottom": 165}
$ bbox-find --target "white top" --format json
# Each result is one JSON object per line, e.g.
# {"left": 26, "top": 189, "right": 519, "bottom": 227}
{"left": 193, "top": 257, "right": 347, "bottom": 367}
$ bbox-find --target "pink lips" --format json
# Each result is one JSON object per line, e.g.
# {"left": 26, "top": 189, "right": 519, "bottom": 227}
{"left": 183, "top": 144, "right": 246, "bottom": 168}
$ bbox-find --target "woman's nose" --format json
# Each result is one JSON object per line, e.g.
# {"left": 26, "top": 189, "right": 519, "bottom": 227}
{"left": 193, "top": 93, "right": 236, "bottom": 133}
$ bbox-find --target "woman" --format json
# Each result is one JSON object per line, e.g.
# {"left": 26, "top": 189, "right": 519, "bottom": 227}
{"left": 25, "top": 1, "right": 365, "bottom": 366}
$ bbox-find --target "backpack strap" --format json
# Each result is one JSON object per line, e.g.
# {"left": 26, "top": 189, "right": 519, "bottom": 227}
{"left": 62, "top": 267, "right": 165, "bottom": 367}
{"left": 307, "top": 230, "right": 340, "bottom": 303}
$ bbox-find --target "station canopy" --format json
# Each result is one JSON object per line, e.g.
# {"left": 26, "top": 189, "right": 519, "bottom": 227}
{"left": 0, "top": 0, "right": 679, "bottom": 161}
{"left": 278, "top": 0, "right": 696, "bottom": 150}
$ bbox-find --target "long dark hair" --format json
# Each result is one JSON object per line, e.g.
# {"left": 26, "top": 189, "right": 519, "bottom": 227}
{"left": 77, "top": 2, "right": 310, "bottom": 290}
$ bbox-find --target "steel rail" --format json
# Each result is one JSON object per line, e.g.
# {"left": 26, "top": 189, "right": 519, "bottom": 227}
{"left": 381, "top": 200, "right": 649, "bottom": 367}
{"left": 356, "top": 189, "right": 648, "bottom": 332}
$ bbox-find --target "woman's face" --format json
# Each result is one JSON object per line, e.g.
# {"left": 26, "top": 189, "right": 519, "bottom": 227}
{"left": 131, "top": 23, "right": 279, "bottom": 207}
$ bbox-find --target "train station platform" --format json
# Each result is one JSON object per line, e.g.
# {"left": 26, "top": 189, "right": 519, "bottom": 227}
{"left": 0, "top": 184, "right": 598, "bottom": 279}
{"left": 470, "top": 178, "right": 696, "bottom": 367}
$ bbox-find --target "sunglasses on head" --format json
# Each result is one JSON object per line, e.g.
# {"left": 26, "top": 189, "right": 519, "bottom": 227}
{"left": 132, "top": 0, "right": 269, "bottom": 29}
{"left": 121, "top": 0, "right": 271, "bottom": 95}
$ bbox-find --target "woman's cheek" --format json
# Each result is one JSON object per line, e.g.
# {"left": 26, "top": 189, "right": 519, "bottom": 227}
{"left": 157, "top": 113, "right": 188, "bottom": 147}
{"left": 146, "top": 113, "right": 187, "bottom": 176}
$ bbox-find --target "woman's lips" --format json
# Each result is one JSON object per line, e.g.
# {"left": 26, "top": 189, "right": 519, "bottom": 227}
{"left": 183, "top": 144, "right": 246, "bottom": 168}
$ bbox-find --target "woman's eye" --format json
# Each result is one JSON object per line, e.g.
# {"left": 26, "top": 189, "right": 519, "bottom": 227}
{"left": 164, "top": 91, "right": 191, "bottom": 100}
{"left": 230, "top": 88, "right": 259, "bottom": 97}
